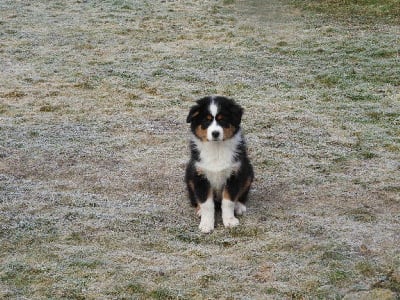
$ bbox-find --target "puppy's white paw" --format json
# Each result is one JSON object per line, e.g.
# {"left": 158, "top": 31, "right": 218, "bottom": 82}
{"left": 198, "top": 198, "right": 214, "bottom": 233}
{"left": 234, "top": 202, "right": 247, "bottom": 216}
{"left": 223, "top": 216, "right": 240, "bottom": 228}
{"left": 222, "top": 198, "right": 239, "bottom": 228}
{"left": 199, "top": 219, "right": 214, "bottom": 233}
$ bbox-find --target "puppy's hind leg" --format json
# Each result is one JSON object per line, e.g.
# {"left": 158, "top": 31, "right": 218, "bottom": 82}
{"left": 235, "top": 176, "right": 252, "bottom": 216}
{"left": 234, "top": 201, "right": 247, "bottom": 216}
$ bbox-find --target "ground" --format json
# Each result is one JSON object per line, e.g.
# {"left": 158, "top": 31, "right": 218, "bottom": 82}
{"left": 0, "top": 0, "right": 399, "bottom": 299}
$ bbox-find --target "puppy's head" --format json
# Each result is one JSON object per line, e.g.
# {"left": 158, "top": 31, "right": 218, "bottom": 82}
{"left": 187, "top": 96, "right": 243, "bottom": 142}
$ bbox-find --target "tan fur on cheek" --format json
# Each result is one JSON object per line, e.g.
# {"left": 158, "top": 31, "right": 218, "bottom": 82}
{"left": 195, "top": 125, "right": 208, "bottom": 142}
{"left": 223, "top": 125, "right": 236, "bottom": 140}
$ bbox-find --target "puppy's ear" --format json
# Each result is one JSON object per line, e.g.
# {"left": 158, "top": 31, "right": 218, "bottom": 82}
{"left": 186, "top": 105, "right": 200, "bottom": 123}
{"left": 230, "top": 104, "right": 243, "bottom": 126}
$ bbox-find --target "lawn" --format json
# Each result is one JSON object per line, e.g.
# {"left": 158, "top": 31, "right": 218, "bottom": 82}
{"left": 0, "top": 0, "right": 399, "bottom": 298}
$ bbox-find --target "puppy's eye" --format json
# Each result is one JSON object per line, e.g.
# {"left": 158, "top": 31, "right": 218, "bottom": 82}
{"left": 206, "top": 114, "right": 212, "bottom": 121}
{"left": 216, "top": 114, "right": 224, "bottom": 121}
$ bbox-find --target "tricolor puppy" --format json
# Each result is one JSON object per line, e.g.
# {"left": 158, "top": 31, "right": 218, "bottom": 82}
{"left": 185, "top": 96, "right": 254, "bottom": 233}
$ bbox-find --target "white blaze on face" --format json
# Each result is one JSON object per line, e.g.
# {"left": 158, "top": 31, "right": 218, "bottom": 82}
{"left": 207, "top": 101, "right": 223, "bottom": 141}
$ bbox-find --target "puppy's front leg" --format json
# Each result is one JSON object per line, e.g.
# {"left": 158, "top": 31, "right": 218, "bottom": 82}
{"left": 199, "top": 196, "right": 215, "bottom": 233}
{"left": 222, "top": 189, "right": 239, "bottom": 228}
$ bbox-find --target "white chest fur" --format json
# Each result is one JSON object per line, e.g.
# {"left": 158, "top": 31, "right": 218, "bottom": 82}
{"left": 193, "top": 133, "right": 242, "bottom": 190}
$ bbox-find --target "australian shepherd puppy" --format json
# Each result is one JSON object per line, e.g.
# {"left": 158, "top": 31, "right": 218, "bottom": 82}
{"left": 185, "top": 96, "right": 254, "bottom": 233}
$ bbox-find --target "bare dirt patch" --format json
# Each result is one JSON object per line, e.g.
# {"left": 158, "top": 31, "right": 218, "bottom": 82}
{"left": 1, "top": 0, "right": 399, "bottom": 298}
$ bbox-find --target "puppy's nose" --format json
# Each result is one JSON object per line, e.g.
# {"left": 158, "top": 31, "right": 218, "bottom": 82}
{"left": 212, "top": 131, "right": 220, "bottom": 139}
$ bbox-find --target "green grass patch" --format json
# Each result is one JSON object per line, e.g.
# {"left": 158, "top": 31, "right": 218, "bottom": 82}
{"left": 356, "top": 261, "right": 377, "bottom": 277}
{"left": 68, "top": 258, "right": 104, "bottom": 269}
{"left": 316, "top": 74, "right": 342, "bottom": 88}
{"left": 123, "top": 282, "right": 145, "bottom": 294}
{"left": 39, "top": 104, "right": 61, "bottom": 113}
{"left": 346, "top": 207, "right": 377, "bottom": 222}
{"left": 228, "top": 225, "right": 263, "bottom": 238}
{"left": 291, "top": 0, "right": 400, "bottom": 23}
{"left": 328, "top": 269, "right": 352, "bottom": 285}
{"left": 346, "top": 92, "right": 380, "bottom": 102}
{"left": 110, "top": 282, "right": 146, "bottom": 296}
{"left": 0, "top": 261, "right": 52, "bottom": 293}
{"left": 0, "top": 103, "right": 10, "bottom": 114}
{"left": 148, "top": 288, "right": 183, "bottom": 300}
{"left": 322, "top": 250, "right": 348, "bottom": 262}
{"left": 199, "top": 274, "right": 219, "bottom": 288}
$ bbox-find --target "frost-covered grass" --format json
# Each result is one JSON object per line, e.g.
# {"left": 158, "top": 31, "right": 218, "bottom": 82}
{"left": 1, "top": 0, "right": 399, "bottom": 299}
{"left": 291, "top": 0, "right": 400, "bottom": 24}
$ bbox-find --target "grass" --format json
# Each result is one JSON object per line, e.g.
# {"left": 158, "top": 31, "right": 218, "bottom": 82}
{"left": 291, "top": 0, "right": 400, "bottom": 24}
{"left": 0, "top": 0, "right": 399, "bottom": 299}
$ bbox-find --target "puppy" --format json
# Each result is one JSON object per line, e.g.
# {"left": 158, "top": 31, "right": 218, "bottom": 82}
{"left": 185, "top": 96, "right": 254, "bottom": 233}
